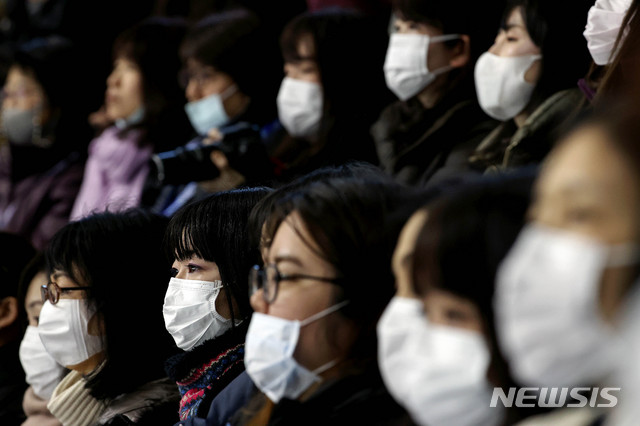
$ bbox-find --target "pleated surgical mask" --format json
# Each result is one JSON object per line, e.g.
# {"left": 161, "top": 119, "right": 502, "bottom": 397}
{"left": 495, "top": 224, "right": 638, "bottom": 387}
{"left": 384, "top": 33, "right": 460, "bottom": 101}
{"left": 163, "top": 277, "right": 236, "bottom": 351}
{"left": 185, "top": 85, "right": 237, "bottom": 135}
{"left": 19, "top": 325, "right": 66, "bottom": 399}
{"left": 244, "top": 300, "right": 348, "bottom": 403}
{"left": 584, "top": 0, "right": 631, "bottom": 65}
{"left": 378, "top": 297, "right": 504, "bottom": 426}
{"left": 474, "top": 52, "right": 541, "bottom": 121}
{"left": 277, "top": 77, "right": 323, "bottom": 139}
{"left": 38, "top": 299, "right": 104, "bottom": 368}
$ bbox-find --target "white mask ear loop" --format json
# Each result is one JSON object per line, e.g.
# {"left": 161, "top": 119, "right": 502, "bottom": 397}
{"left": 299, "top": 300, "right": 350, "bottom": 327}
{"left": 220, "top": 84, "right": 238, "bottom": 101}
{"left": 299, "top": 300, "right": 350, "bottom": 376}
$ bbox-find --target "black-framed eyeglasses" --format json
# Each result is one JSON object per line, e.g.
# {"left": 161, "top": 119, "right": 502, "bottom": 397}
{"left": 249, "top": 264, "right": 342, "bottom": 304}
{"left": 41, "top": 282, "right": 91, "bottom": 305}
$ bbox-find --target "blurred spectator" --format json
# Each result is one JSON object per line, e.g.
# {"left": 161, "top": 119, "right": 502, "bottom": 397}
{"left": 494, "top": 98, "right": 640, "bottom": 424}
{"left": 378, "top": 171, "right": 543, "bottom": 426}
{"left": 0, "top": 36, "right": 87, "bottom": 250}
{"left": 372, "top": 0, "right": 505, "bottom": 187}
{"left": 468, "top": 0, "right": 592, "bottom": 172}
{"left": 270, "top": 8, "right": 393, "bottom": 182}
{"left": 70, "top": 17, "right": 193, "bottom": 220}
{"left": 144, "top": 9, "right": 281, "bottom": 214}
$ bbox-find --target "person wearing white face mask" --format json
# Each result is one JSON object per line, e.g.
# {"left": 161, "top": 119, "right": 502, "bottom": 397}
{"left": 270, "top": 9, "right": 389, "bottom": 183}
{"left": 469, "top": 0, "right": 592, "bottom": 173}
{"left": 162, "top": 187, "right": 271, "bottom": 422}
{"left": 226, "top": 174, "right": 420, "bottom": 425}
{"left": 494, "top": 100, "right": 640, "bottom": 426}
{"left": 372, "top": 0, "right": 505, "bottom": 187}
{"left": 40, "top": 209, "right": 181, "bottom": 426}
{"left": 377, "top": 172, "right": 542, "bottom": 426}
{"left": 17, "top": 254, "right": 66, "bottom": 426}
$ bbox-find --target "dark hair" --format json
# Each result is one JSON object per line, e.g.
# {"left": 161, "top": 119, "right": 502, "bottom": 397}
{"left": 280, "top": 8, "right": 391, "bottom": 165}
{"left": 45, "top": 209, "right": 176, "bottom": 400}
{"left": 249, "top": 162, "right": 393, "bottom": 251}
{"left": 410, "top": 170, "right": 535, "bottom": 421}
{"left": 263, "top": 174, "right": 425, "bottom": 359}
{"left": 165, "top": 187, "right": 272, "bottom": 322}
{"left": 0, "top": 232, "right": 36, "bottom": 301}
{"left": 112, "top": 16, "right": 193, "bottom": 151}
{"left": 502, "top": 0, "right": 592, "bottom": 114}
{"left": 393, "top": 0, "right": 506, "bottom": 68}
{"left": 180, "top": 9, "right": 280, "bottom": 125}
{"left": 17, "top": 252, "right": 46, "bottom": 327}
{"left": 11, "top": 36, "right": 93, "bottom": 155}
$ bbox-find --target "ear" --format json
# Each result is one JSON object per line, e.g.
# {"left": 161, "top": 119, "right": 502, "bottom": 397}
{"left": 449, "top": 34, "right": 471, "bottom": 69}
{"left": 0, "top": 297, "right": 19, "bottom": 329}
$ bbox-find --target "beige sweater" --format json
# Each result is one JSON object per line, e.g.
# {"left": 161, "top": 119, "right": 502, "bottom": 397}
{"left": 47, "top": 370, "right": 106, "bottom": 426}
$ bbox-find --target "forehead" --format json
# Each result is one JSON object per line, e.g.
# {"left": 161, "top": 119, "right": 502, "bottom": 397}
{"left": 5, "top": 66, "right": 38, "bottom": 88}
{"left": 268, "top": 212, "right": 330, "bottom": 268}
{"left": 505, "top": 6, "right": 525, "bottom": 28}
{"left": 537, "top": 125, "right": 636, "bottom": 196}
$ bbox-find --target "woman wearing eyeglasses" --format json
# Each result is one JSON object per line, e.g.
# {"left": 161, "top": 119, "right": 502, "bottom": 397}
{"left": 162, "top": 187, "right": 271, "bottom": 422}
{"left": 37, "top": 209, "right": 180, "bottom": 426}
{"left": 227, "top": 175, "right": 421, "bottom": 425}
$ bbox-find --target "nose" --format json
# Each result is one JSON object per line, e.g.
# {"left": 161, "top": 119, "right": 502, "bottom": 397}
{"left": 250, "top": 289, "right": 268, "bottom": 314}
{"left": 185, "top": 78, "right": 201, "bottom": 103}
{"left": 488, "top": 31, "right": 506, "bottom": 55}
{"left": 106, "top": 69, "right": 119, "bottom": 88}
{"left": 174, "top": 267, "right": 187, "bottom": 280}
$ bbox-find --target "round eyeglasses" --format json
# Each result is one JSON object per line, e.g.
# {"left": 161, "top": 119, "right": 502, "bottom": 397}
{"left": 249, "top": 264, "right": 342, "bottom": 304}
{"left": 41, "top": 282, "right": 91, "bottom": 305}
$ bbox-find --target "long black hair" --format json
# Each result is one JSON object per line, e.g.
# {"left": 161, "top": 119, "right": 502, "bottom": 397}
{"left": 46, "top": 209, "right": 176, "bottom": 400}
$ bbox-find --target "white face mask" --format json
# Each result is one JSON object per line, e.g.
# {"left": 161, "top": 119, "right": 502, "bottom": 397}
{"left": 378, "top": 297, "right": 504, "bottom": 426}
{"left": 584, "top": 0, "right": 631, "bottom": 65}
{"left": 384, "top": 33, "right": 460, "bottom": 101}
{"left": 38, "top": 299, "right": 104, "bottom": 368}
{"left": 474, "top": 52, "right": 541, "bottom": 121}
{"left": 495, "top": 224, "right": 637, "bottom": 387}
{"left": 19, "top": 325, "right": 66, "bottom": 399}
{"left": 163, "top": 277, "right": 235, "bottom": 351}
{"left": 244, "top": 300, "right": 348, "bottom": 403}
{"left": 185, "top": 85, "right": 237, "bottom": 135}
{"left": 277, "top": 77, "right": 323, "bottom": 138}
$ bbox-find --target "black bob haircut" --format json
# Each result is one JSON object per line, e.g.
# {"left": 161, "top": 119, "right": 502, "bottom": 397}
{"left": 164, "top": 187, "right": 272, "bottom": 323}
{"left": 45, "top": 209, "right": 176, "bottom": 400}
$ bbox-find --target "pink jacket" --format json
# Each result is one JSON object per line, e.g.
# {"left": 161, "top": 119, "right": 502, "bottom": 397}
{"left": 71, "top": 126, "right": 151, "bottom": 220}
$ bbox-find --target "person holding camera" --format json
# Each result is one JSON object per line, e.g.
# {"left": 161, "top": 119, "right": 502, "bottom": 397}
{"left": 144, "top": 9, "right": 282, "bottom": 216}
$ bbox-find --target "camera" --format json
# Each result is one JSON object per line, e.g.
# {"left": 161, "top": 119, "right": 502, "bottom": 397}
{"left": 149, "top": 122, "right": 273, "bottom": 185}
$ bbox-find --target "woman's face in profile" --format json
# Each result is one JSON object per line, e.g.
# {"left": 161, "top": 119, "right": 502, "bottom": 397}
{"left": 105, "top": 56, "right": 144, "bottom": 121}
{"left": 530, "top": 124, "right": 640, "bottom": 318}
{"left": 283, "top": 37, "right": 321, "bottom": 84}
{"left": 251, "top": 212, "right": 353, "bottom": 373}
{"left": 488, "top": 7, "right": 541, "bottom": 84}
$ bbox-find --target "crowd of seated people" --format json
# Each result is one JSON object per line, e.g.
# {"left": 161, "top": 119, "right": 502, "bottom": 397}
{"left": 2, "top": 0, "right": 640, "bottom": 425}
